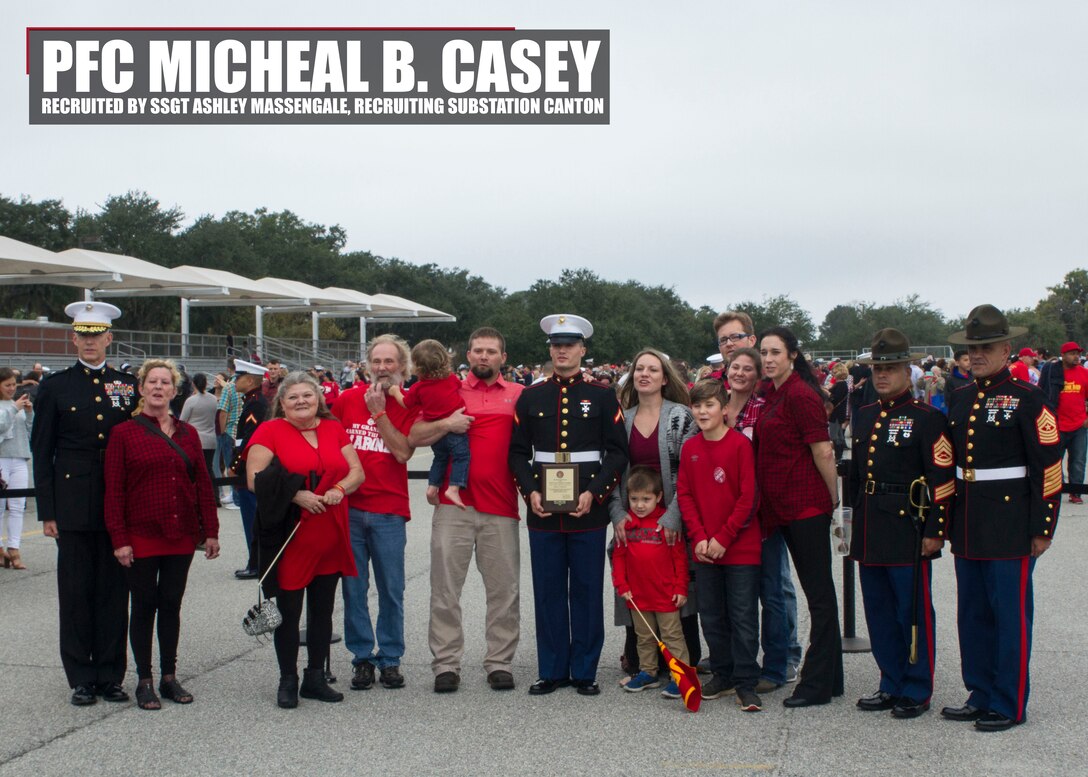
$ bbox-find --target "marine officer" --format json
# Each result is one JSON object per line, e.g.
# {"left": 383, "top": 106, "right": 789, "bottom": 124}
{"left": 942, "top": 304, "right": 1062, "bottom": 731}
{"left": 509, "top": 314, "right": 628, "bottom": 696}
{"left": 848, "top": 329, "right": 955, "bottom": 719}
{"left": 31, "top": 301, "right": 139, "bottom": 705}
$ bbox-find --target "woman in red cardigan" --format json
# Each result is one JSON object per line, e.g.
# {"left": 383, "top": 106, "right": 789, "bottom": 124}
{"left": 105, "top": 359, "right": 220, "bottom": 711}
{"left": 755, "top": 326, "right": 843, "bottom": 708}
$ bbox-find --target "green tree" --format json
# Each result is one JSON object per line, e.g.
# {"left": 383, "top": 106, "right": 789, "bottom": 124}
{"left": 730, "top": 295, "right": 816, "bottom": 345}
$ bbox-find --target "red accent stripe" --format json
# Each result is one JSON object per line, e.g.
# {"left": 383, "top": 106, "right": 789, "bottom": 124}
{"left": 1015, "top": 556, "right": 1030, "bottom": 721}
{"left": 922, "top": 561, "right": 935, "bottom": 700}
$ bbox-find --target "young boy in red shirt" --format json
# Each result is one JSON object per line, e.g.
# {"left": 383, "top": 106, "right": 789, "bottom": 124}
{"left": 677, "top": 379, "right": 762, "bottom": 712}
{"left": 612, "top": 466, "right": 690, "bottom": 697}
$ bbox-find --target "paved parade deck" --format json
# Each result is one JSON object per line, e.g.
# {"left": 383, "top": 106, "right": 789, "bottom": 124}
{"left": 0, "top": 450, "right": 1085, "bottom": 776}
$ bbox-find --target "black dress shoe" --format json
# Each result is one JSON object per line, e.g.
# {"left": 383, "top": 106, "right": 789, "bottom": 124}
{"left": 856, "top": 691, "right": 899, "bottom": 711}
{"left": 941, "top": 703, "right": 986, "bottom": 721}
{"left": 277, "top": 674, "right": 299, "bottom": 709}
{"left": 97, "top": 682, "right": 129, "bottom": 702}
{"left": 975, "top": 711, "right": 1022, "bottom": 732}
{"left": 891, "top": 698, "right": 930, "bottom": 719}
{"left": 573, "top": 680, "right": 600, "bottom": 696}
{"left": 235, "top": 568, "right": 259, "bottom": 580}
{"left": 71, "top": 684, "right": 97, "bottom": 706}
{"left": 783, "top": 694, "right": 830, "bottom": 708}
{"left": 528, "top": 678, "right": 570, "bottom": 695}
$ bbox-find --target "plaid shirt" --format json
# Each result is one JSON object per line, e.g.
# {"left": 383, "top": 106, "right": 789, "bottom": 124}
{"left": 103, "top": 414, "right": 219, "bottom": 549}
{"left": 217, "top": 380, "right": 241, "bottom": 436}
{"left": 754, "top": 372, "right": 832, "bottom": 528}
{"left": 732, "top": 394, "right": 766, "bottom": 437}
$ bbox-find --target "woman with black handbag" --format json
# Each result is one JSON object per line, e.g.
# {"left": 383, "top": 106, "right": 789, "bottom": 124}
{"left": 104, "top": 359, "right": 220, "bottom": 711}
{"left": 244, "top": 371, "right": 364, "bottom": 709}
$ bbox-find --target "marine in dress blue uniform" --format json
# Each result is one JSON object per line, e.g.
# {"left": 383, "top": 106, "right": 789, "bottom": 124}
{"left": 509, "top": 315, "right": 628, "bottom": 695}
{"left": 942, "top": 304, "right": 1062, "bottom": 731}
{"left": 31, "top": 302, "right": 138, "bottom": 705}
{"left": 227, "top": 359, "right": 269, "bottom": 578}
{"left": 848, "top": 329, "right": 955, "bottom": 718}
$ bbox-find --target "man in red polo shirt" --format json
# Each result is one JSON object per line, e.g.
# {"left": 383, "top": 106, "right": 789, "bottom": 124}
{"left": 408, "top": 327, "right": 524, "bottom": 693}
{"left": 1056, "top": 341, "right": 1088, "bottom": 504}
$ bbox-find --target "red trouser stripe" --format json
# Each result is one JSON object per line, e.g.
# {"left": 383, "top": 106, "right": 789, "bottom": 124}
{"left": 923, "top": 561, "right": 935, "bottom": 692}
{"left": 1016, "top": 556, "right": 1030, "bottom": 721}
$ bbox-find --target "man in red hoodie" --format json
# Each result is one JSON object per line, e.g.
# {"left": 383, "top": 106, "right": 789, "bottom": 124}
{"left": 678, "top": 378, "right": 762, "bottom": 712}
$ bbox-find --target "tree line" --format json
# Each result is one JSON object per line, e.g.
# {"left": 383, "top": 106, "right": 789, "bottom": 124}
{"left": 1, "top": 191, "right": 1084, "bottom": 365}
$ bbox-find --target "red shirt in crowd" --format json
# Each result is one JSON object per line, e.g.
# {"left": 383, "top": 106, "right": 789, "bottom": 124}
{"left": 321, "top": 380, "right": 341, "bottom": 402}
{"left": 753, "top": 371, "right": 833, "bottom": 529}
{"left": 1009, "top": 360, "right": 1032, "bottom": 383}
{"left": 401, "top": 374, "right": 465, "bottom": 421}
{"left": 612, "top": 504, "right": 689, "bottom": 612}
{"left": 677, "top": 430, "right": 761, "bottom": 566}
{"left": 1058, "top": 364, "right": 1088, "bottom": 432}
{"left": 104, "top": 414, "right": 219, "bottom": 556}
{"left": 432, "top": 371, "right": 523, "bottom": 518}
{"left": 245, "top": 417, "right": 356, "bottom": 590}
{"left": 332, "top": 385, "right": 419, "bottom": 519}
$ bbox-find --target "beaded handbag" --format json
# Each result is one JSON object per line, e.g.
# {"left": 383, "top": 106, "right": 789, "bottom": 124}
{"left": 241, "top": 521, "right": 300, "bottom": 638}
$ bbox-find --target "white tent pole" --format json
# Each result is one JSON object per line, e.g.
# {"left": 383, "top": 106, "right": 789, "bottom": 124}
{"left": 359, "top": 317, "right": 367, "bottom": 360}
{"left": 255, "top": 305, "right": 264, "bottom": 360}
{"left": 180, "top": 298, "right": 190, "bottom": 359}
{"left": 84, "top": 288, "right": 94, "bottom": 302}
{"left": 312, "top": 311, "right": 320, "bottom": 363}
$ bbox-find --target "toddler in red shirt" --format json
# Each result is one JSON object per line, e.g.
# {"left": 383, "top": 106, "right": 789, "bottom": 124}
{"left": 390, "top": 339, "right": 469, "bottom": 508}
{"left": 612, "top": 466, "right": 690, "bottom": 697}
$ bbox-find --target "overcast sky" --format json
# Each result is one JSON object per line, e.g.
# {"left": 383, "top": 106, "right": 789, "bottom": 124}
{"left": 5, "top": 2, "right": 1087, "bottom": 326}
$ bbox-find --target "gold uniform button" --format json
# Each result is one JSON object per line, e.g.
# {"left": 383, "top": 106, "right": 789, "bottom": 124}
{"left": 538, "top": 412, "right": 544, "bottom": 417}
{"left": 868, "top": 446, "right": 875, "bottom": 453}
{"left": 867, "top": 459, "right": 873, "bottom": 466}
{"left": 1004, "top": 495, "right": 1010, "bottom": 502}
{"left": 561, "top": 431, "right": 568, "bottom": 437}
{"left": 562, "top": 408, "right": 569, "bottom": 415}
{"left": 939, "top": 531, "right": 944, "bottom": 537}
{"left": 65, "top": 474, "right": 70, "bottom": 479}
{"left": 967, "top": 443, "right": 974, "bottom": 450}
{"left": 899, "top": 510, "right": 906, "bottom": 516}
{"left": 97, "top": 433, "right": 105, "bottom": 440}
{"left": 70, "top": 406, "right": 76, "bottom": 411}
{"left": 1046, "top": 516, "right": 1052, "bottom": 522}
{"left": 560, "top": 443, "right": 568, "bottom": 450}
{"left": 562, "top": 398, "right": 569, "bottom": 405}
{"left": 969, "top": 415, "right": 976, "bottom": 422}
{"left": 968, "top": 429, "right": 974, "bottom": 436}
{"left": 938, "top": 518, "right": 944, "bottom": 523}
{"left": 994, "top": 421, "right": 1001, "bottom": 426}
{"left": 96, "top": 414, "right": 103, "bottom": 421}
{"left": 977, "top": 392, "right": 985, "bottom": 399}
{"left": 93, "top": 378, "right": 100, "bottom": 385}
{"left": 880, "top": 411, "right": 888, "bottom": 418}
{"left": 562, "top": 420, "right": 568, "bottom": 426}
{"left": 95, "top": 396, "right": 102, "bottom": 403}
{"left": 875, "top": 423, "right": 882, "bottom": 429}
{"left": 870, "top": 434, "right": 878, "bottom": 441}
{"left": 967, "top": 456, "right": 973, "bottom": 463}
{"left": 894, "top": 442, "right": 899, "bottom": 447}
{"left": 972, "top": 404, "right": 980, "bottom": 410}
{"left": 984, "top": 380, "right": 991, "bottom": 387}
{"left": 1044, "top": 530, "right": 1050, "bottom": 536}
{"left": 561, "top": 387, "right": 567, "bottom": 394}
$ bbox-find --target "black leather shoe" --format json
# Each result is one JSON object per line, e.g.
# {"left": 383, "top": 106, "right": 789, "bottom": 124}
{"left": 975, "top": 711, "right": 1022, "bottom": 732}
{"left": 71, "top": 684, "right": 97, "bottom": 706}
{"left": 434, "top": 671, "right": 460, "bottom": 693}
{"left": 300, "top": 668, "right": 344, "bottom": 702}
{"left": 487, "top": 670, "right": 515, "bottom": 691}
{"left": 783, "top": 694, "right": 830, "bottom": 708}
{"left": 891, "top": 698, "right": 930, "bottom": 719}
{"left": 277, "top": 674, "right": 299, "bottom": 708}
{"left": 528, "top": 678, "right": 570, "bottom": 695}
{"left": 97, "top": 682, "right": 129, "bottom": 702}
{"left": 234, "top": 568, "right": 258, "bottom": 580}
{"left": 573, "top": 680, "right": 600, "bottom": 696}
{"left": 856, "top": 691, "right": 898, "bottom": 711}
{"left": 941, "top": 703, "right": 986, "bottom": 721}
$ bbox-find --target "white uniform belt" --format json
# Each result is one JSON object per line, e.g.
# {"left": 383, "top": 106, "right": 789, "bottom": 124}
{"left": 956, "top": 466, "right": 1027, "bottom": 482}
{"left": 534, "top": 451, "right": 601, "bottom": 464}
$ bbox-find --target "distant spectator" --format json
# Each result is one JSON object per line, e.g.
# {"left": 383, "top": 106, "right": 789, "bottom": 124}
{"left": 0, "top": 367, "right": 33, "bottom": 569}
{"left": 181, "top": 373, "right": 222, "bottom": 508}
{"left": 943, "top": 350, "right": 972, "bottom": 409}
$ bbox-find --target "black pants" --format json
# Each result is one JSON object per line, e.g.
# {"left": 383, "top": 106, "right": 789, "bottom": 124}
{"left": 56, "top": 530, "right": 129, "bottom": 688}
{"left": 780, "top": 513, "right": 844, "bottom": 701}
{"left": 274, "top": 574, "right": 340, "bottom": 677}
{"left": 124, "top": 553, "right": 194, "bottom": 680}
{"left": 624, "top": 613, "right": 702, "bottom": 672}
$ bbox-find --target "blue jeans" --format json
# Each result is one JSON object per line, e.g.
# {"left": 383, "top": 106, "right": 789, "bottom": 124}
{"left": 1060, "top": 427, "right": 1087, "bottom": 489}
{"left": 214, "top": 433, "right": 234, "bottom": 479}
{"left": 237, "top": 488, "right": 256, "bottom": 570}
{"left": 429, "top": 431, "right": 470, "bottom": 488}
{"left": 342, "top": 509, "right": 407, "bottom": 668}
{"left": 695, "top": 563, "right": 761, "bottom": 691}
{"left": 760, "top": 529, "right": 802, "bottom": 683}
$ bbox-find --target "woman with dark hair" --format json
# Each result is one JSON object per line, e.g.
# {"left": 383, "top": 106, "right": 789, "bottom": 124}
{"left": 104, "top": 359, "right": 220, "bottom": 710}
{"left": 609, "top": 348, "right": 700, "bottom": 693}
{"left": 244, "top": 371, "right": 364, "bottom": 708}
{"left": 0, "top": 367, "right": 33, "bottom": 568}
{"left": 181, "top": 373, "right": 221, "bottom": 507}
{"left": 755, "top": 326, "right": 843, "bottom": 707}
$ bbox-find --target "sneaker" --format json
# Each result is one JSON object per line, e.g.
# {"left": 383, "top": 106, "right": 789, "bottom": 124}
{"left": 433, "top": 671, "right": 459, "bottom": 693}
{"left": 756, "top": 677, "right": 783, "bottom": 693}
{"left": 660, "top": 681, "right": 681, "bottom": 699}
{"left": 786, "top": 664, "right": 800, "bottom": 683}
{"left": 696, "top": 658, "right": 712, "bottom": 675}
{"left": 701, "top": 674, "right": 735, "bottom": 700}
{"left": 623, "top": 671, "right": 662, "bottom": 693}
{"left": 1070, "top": 495, "right": 1084, "bottom": 504}
{"left": 379, "top": 665, "right": 405, "bottom": 689}
{"left": 736, "top": 688, "right": 763, "bottom": 712}
{"left": 350, "top": 661, "right": 375, "bottom": 690}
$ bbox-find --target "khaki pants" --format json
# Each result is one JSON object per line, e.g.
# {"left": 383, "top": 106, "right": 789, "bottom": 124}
{"left": 429, "top": 505, "right": 520, "bottom": 675}
{"left": 632, "top": 609, "right": 688, "bottom": 674}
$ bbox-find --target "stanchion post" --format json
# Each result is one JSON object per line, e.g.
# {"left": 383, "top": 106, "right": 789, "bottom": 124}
{"left": 837, "top": 460, "right": 870, "bottom": 653}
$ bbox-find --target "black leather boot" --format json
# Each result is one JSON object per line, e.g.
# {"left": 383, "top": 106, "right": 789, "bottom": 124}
{"left": 277, "top": 674, "right": 299, "bottom": 709}
{"left": 300, "top": 668, "right": 344, "bottom": 702}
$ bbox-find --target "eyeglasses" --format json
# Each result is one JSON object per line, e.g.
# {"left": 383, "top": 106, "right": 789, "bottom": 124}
{"left": 717, "top": 333, "right": 752, "bottom": 345}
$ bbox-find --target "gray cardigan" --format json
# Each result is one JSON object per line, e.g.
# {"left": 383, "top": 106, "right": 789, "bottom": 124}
{"left": 0, "top": 401, "right": 33, "bottom": 460}
{"left": 608, "top": 399, "right": 698, "bottom": 531}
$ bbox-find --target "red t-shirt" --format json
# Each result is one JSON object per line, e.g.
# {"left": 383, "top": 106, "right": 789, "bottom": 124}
{"left": 431, "top": 372, "right": 523, "bottom": 518}
{"left": 246, "top": 418, "right": 357, "bottom": 590}
{"left": 333, "top": 385, "right": 418, "bottom": 519}
{"left": 677, "top": 431, "right": 761, "bottom": 565}
{"left": 612, "top": 505, "right": 689, "bottom": 612}
{"left": 1058, "top": 364, "right": 1088, "bottom": 432}
{"left": 401, "top": 374, "right": 465, "bottom": 421}
{"left": 754, "top": 372, "right": 833, "bottom": 528}
{"left": 321, "top": 380, "right": 341, "bottom": 402}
